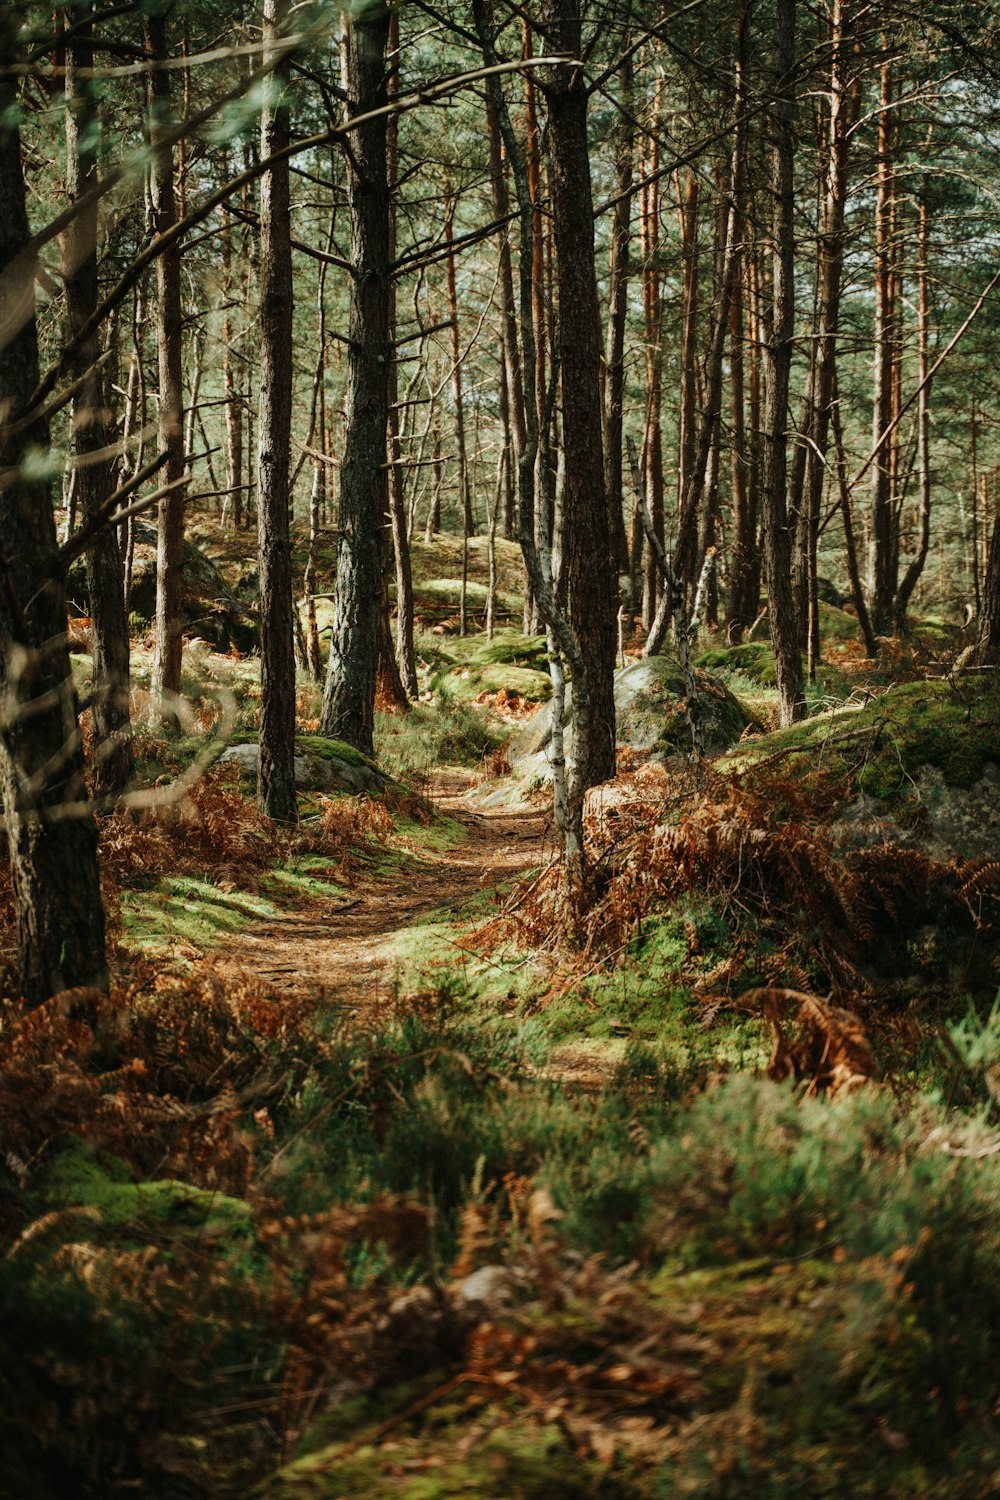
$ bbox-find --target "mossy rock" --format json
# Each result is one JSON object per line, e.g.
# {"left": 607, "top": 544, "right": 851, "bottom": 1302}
{"left": 112, "top": 523, "right": 260, "bottom": 653}
{"left": 223, "top": 735, "right": 387, "bottom": 793}
{"left": 413, "top": 577, "right": 522, "bottom": 623}
{"left": 816, "top": 575, "right": 846, "bottom": 606}
{"left": 296, "top": 733, "right": 369, "bottom": 768}
{"left": 510, "top": 655, "right": 753, "bottom": 771}
{"left": 467, "top": 629, "right": 548, "bottom": 670}
{"left": 434, "top": 661, "right": 552, "bottom": 704}
{"left": 723, "top": 673, "right": 1000, "bottom": 857}
{"left": 39, "top": 1141, "right": 253, "bottom": 1242}
{"left": 696, "top": 640, "right": 777, "bottom": 686}
{"left": 616, "top": 657, "right": 754, "bottom": 756}
{"left": 231, "top": 561, "right": 261, "bottom": 603}
{"left": 817, "top": 599, "right": 864, "bottom": 643}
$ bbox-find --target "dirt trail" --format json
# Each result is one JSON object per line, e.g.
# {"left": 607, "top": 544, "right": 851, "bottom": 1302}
{"left": 220, "top": 773, "right": 552, "bottom": 1009}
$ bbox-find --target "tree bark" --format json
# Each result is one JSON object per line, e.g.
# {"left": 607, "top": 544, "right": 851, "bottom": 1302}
{"left": 319, "top": 0, "right": 391, "bottom": 756}
{"left": 676, "top": 165, "right": 700, "bottom": 595}
{"left": 544, "top": 0, "right": 616, "bottom": 787}
{"left": 256, "top": 0, "right": 298, "bottom": 823}
{"left": 62, "top": 14, "right": 135, "bottom": 802}
{"left": 221, "top": 153, "right": 244, "bottom": 532}
{"left": 0, "top": 9, "right": 107, "bottom": 1002}
{"left": 761, "top": 0, "right": 805, "bottom": 725}
{"left": 145, "top": 10, "right": 187, "bottom": 728}
{"left": 894, "top": 187, "right": 932, "bottom": 631}
{"left": 386, "top": 4, "right": 416, "bottom": 700}
{"left": 791, "top": 0, "right": 854, "bottom": 676}
{"left": 603, "top": 48, "right": 634, "bottom": 579}
{"left": 868, "top": 53, "right": 897, "bottom": 636}
{"left": 724, "top": 2, "right": 755, "bottom": 642}
{"left": 483, "top": 40, "right": 527, "bottom": 495}
{"left": 965, "top": 499, "right": 1000, "bottom": 667}
{"left": 640, "top": 74, "right": 665, "bottom": 632}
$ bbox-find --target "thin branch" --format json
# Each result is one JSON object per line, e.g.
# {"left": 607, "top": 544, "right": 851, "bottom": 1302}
{"left": 58, "top": 452, "right": 169, "bottom": 566}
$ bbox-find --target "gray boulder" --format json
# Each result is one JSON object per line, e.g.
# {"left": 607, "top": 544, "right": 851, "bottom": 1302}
{"left": 221, "top": 737, "right": 387, "bottom": 795}
{"left": 510, "top": 655, "right": 753, "bottom": 775}
{"left": 220, "top": 743, "right": 312, "bottom": 788}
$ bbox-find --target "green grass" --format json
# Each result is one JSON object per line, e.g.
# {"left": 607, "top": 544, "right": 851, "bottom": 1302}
{"left": 121, "top": 874, "right": 278, "bottom": 952}
{"left": 374, "top": 698, "right": 513, "bottom": 780}
{"left": 263, "top": 854, "right": 348, "bottom": 902}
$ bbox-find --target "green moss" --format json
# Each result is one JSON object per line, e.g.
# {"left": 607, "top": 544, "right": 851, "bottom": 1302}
{"left": 696, "top": 640, "right": 778, "bottom": 686}
{"left": 264, "top": 856, "right": 346, "bottom": 901}
{"left": 434, "top": 662, "right": 552, "bottom": 703}
{"left": 395, "top": 813, "right": 468, "bottom": 853}
{"left": 39, "top": 1141, "right": 253, "bottom": 1239}
{"left": 817, "top": 599, "right": 864, "bottom": 642}
{"left": 262, "top": 1409, "right": 641, "bottom": 1498}
{"left": 296, "top": 734, "right": 371, "bottom": 768}
{"left": 467, "top": 630, "right": 549, "bottom": 670}
{"left": 418, "top": 576, "right": 521, "bottom": 615}
{"left": 722, "top": 676, "right": 1000, "bottom": 801}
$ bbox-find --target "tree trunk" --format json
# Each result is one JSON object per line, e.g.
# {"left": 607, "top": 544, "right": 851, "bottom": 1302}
{"left": 761, "top": 0, "right": 804, "bottom": 725}
{"left": 676, "top": 167, "right": 701, "bottom": 595}
{"left": 424, "top": 420, "right": 442, "bottom": 543}
{"left": 603, "top": 48, "right": 634, "bottom": 579}
{"left": 868, "top": 53, "right": 897, "bottom": 637}
{"left": 525, "top": 21, "right": 548, "bottom": 631}
{"left": 145, "top": 11, "right": 187, "bottom": 728}
{"left": 484, "top": 51, "right": 527, "bottom": 494}
{"left": 221, "top": 154, "right": 244, "bottom": 532}
{"left": 386, "top": 5, "right": 417, "bottom": 699}
{"left": 894, "top": 188, "right": 932, "bottom": 631}
{"left": 544, "top": 0, "right": 616, "bottom": 787}
{"left": 724, "top": 3, "right": 755, "bottom": 642}
{"left": 640, "top": 79, "right": 665, "bottom": 632}
{"left": 444, "top": 191, "right": 474, "bottom": 542}
{"left": 0, "top": 14, "right": 107, "bottom": 1002}
{"left": 319, "top": 0, "right": 391, "bottom": 756}
{"left": 793, "top": 0, "right": 854, "bottom": 676}
{"left": 256, "top": 0, "right": 298, "bottom": 823}
{"left": 966, "top": 499, "right": 1000, "bottom": 667}
{"left": 62, "top": 16, "right": 135, "bottom": 803}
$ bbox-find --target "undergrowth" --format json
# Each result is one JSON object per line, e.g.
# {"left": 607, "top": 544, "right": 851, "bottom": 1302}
{"left": 4, "top": 966, "right": 999, "bottom": 1497}
{"left": 481, "top": 759, "right": 1000, "bottom": 1030}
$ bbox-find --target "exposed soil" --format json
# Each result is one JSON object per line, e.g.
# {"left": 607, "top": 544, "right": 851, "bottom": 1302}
{"left": 219, "top": 773, "right": 553, "bottom": 1010}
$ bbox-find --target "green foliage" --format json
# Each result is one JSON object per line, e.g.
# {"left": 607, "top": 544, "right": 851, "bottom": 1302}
{"left": 725, "top": 675, "right": 1000, "bottom": 801}
{"left": 697, "top": 640, "right": 779, "bottom": 686}
{"left": 122, "top": 872, "right": 277, "bottom": 951}
{"left": 432, "top": 661, "right": 553, "bottom": 703}
{"left": 374, "top": 698, "right": 512, "bottom": 779}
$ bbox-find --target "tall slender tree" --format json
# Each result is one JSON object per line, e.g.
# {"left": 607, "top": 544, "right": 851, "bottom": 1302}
{"left": 145, "top": 7, "right": 187, "bottom": 728}
{"left": 62, "top": 8, "right": 135, "bottom": 802}
{"left": 319, "top": 0, "right": 391, "bottom": 756}
{"left": 761, "top": 0, "right": 805, "bottom": 725}
{"left": 543, "top": 0, "right": 616, "bottom": 788}
{"left": 256, "top": 0, "right": 298, "bottom": 822}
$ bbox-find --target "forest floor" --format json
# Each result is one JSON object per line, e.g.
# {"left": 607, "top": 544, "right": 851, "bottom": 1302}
{"left": 216, "top": 771, "right": 553, "bottom": 1010}
{"left": 6, "top": 534, "right": 1000, "bottom": 1500}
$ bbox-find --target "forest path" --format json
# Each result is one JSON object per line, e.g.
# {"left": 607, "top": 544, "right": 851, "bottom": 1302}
{"left": 219, "top": 772, "right": 554, "bottom": 1013}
